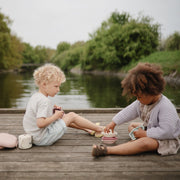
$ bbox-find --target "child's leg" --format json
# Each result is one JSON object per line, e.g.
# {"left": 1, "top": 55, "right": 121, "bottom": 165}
{"left": 68, "top": 122, "right": 102, "bottom": 136}
{"left": 62, "top": 112, "right": 103, "bottom": 132}
{"left": 107, "top": 137, "right": 158, "bottom": 155}
{"left": 93, "top": 137, "right": 158, "bottom": 155}
{"left": 68, "top": 122, "right": 92, "bottom": 132}
{"left": 128, "top": 122, "right": 143, "bottom": 132}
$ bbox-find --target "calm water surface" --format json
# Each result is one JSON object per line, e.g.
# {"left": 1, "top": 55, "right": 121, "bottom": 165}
{"left": 0, "top": 72, "right": 179, "bottom": 109}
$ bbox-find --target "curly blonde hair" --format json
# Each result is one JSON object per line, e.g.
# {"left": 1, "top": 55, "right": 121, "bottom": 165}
{"left": 121, "top": 63, "right": 166, "bottom": 97}
{"left": 33, "top": 63, "right": 66, "bottom": 87}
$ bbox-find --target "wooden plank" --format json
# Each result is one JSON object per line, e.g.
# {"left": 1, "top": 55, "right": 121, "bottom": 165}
{"left": 1, "top": 172, "right": 180, "bottom": 180}
{"left": 0, "top": 107, "right": 179, "bottom": 113}
{"left": 1, "top": 161, "right": 180, "bottom": 172}
{"left": 1, "top": 152, "right": 180, "bottom": 162}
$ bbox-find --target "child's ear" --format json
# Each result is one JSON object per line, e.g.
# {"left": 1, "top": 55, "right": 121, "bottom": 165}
{"left": 41, "top": 82, "right": 47, "bottom": 87}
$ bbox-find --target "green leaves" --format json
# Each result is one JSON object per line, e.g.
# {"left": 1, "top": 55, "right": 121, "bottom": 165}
{"left": 0, "top": 10, "right": 55, "bottom": 70}
{"left": 22, "top": 43, "right": 55, "bottom": 64}
{"left": 53, "top": 42, "right": 84, "bottom": 71}
{"left": 0, "top": 11, "right": 23, "bottom": 69}
{"left": 57, "top": 42, "right": 71, "bottom": 54}
{"left": 53, "top": 11, "right": 160, "bottom": 72}
{"left": 82, "top": 11, "right": 160, "bottom": 70}
{"left": 164, "top": 32, "right": 180, "bottom": 50}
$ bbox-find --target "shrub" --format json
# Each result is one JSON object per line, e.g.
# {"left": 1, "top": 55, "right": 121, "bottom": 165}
{"left": 165, "top": 32, "right": 180, "bottom": 50}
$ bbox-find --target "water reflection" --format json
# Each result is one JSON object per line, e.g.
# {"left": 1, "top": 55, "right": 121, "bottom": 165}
{"left": 0, "top": 72, "right": 179, "bottom": 108}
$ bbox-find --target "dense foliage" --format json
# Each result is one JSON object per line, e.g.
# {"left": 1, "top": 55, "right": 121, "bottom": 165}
{"left": 53, "top": 11, "right": 160, "bottom": 71}
{"left": 0, "top": 12, "right": 23, "bottom": 69}
{"left": 164, "top": 32, "right": 180, "bottom": 51}
{"left": 1, "top": 10, "right": 179, "bottom": 72}
{"left": 121, "top": 50, "right": 180, "bottom": 76}
{"left": 22, "top": 43, "right": 55, "bottom": 64}
{"left": 52, "top": 41, "right": 84, "bottom": 71}
{"left": 83, "top": 12, "right": 160, "bottom": 70}
{"left": 0, "top": 10, "right": 55, "bottom": 70}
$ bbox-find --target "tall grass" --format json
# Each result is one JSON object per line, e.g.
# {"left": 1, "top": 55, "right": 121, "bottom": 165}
{"left": 120, "top": 51, "right": 180, "bottom": 76}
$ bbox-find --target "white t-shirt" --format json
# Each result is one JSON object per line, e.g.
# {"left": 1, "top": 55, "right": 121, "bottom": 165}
{"left": 23, "top": 92, "right": 54, "bottom": 143}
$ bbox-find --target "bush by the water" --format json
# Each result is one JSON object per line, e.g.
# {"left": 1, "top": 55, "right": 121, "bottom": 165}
{"left": 53, "top": 11, "right": 160, "bottom": 71}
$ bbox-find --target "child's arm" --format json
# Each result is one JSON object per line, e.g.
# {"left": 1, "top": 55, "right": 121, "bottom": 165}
{"left": 112, "top": 100, "right": 139, "bottom": 125}
{"left": 104, "top": 121, "right": 116, "bottom": 132}
{"left": 37, "top": 110, "right": 64, "bottom": 128}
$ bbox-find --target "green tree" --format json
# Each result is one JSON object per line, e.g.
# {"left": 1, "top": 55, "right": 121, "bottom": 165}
{"left": 52, "top": 41, "right": 71, "bottom": 67}
{"left": 0, "top": 10, "right": 23, "bottom": 69}
{"left": 82, "top": 11, "right": 160, "bottom": 70}
{"left": 57, "top": 42, "right": 71, "bottom": 54}
{"left": 34, "top": 45, "right": 48, "bottom": 63}
{"left": 165, "top": 32, "right": 180, "bottom": 50}
{"left": 22, "top": 43, "right": 54, "bottom": 64}
{"left": 46, "top": 48, "right": 55, "bottom": 62}
{"left": 52, "top": 41, "right": 85, "bottom": 71}
{"left": 3, "top": 35, "right": 23, "bottom": 69}
{"left": 0, "top": 11, "right": 11, "bottom": 69}
{"left": 22, "top": 43, "right": 37, "bottom": 63}
{"left": 54, "top": 42, "right": 84, "bottom": 71}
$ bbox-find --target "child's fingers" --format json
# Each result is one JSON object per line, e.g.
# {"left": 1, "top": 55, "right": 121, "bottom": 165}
{"left": 104, "top": 126, "right": 113, "bottom": 133}
{"left": 104, "top": 127, "right": 108, "bottom": 132}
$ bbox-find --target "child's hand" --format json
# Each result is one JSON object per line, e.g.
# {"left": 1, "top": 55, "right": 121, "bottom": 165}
{"left": 104, "top": 121, "right": 116, "bottom": 133}
{"left": 54, "top": 105, "right": 61, "bottom": 110}
{"left": 53, "top": 105, "right": 62, "bottom": 114}
{"left": 54, "top": 110, "right": 64, "bottom": 119}
{"left": 134, "top": 128, "right": 147, "bottom": 138}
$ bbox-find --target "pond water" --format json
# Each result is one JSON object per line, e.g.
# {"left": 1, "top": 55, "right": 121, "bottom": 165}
{"left": 0, "top": 72, "right": 179, "bottom": 109}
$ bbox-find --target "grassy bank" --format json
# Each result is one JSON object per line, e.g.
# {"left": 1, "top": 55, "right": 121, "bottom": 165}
{"left": 120, "top": 51, "right": 180, "bottom": 76}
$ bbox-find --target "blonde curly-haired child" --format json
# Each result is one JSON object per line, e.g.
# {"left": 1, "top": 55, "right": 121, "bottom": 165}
{"left": 23, "top": 63, "right": 103, "bottom": 146}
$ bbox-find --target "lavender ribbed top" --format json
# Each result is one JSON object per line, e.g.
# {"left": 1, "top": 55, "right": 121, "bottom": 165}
{"left": 112, "top": 95, "right": 180, "bottom": 140}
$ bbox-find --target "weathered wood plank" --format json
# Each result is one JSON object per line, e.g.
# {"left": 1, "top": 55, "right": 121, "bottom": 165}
{"left": 1, "top": 172, "right": 180, "bottom": 180}
{"left": 0, "top": 107, "right": 179, "bottom": 113}
{"left": 1, "top": 161, "right": 180, "bottom": 172}
{"left": 1, "top": 152, "right": 180, "bottom": 162}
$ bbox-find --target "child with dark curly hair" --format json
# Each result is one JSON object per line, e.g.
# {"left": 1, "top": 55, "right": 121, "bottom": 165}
{"left": 92, "top": 63, "right": 180, "bottom": 156}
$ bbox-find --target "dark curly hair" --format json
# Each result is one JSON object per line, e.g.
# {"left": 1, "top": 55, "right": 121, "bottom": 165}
{"left": 121, "top": 63, "right": 166, "bottom": 97}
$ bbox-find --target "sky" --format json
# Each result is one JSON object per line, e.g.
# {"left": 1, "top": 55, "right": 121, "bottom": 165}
{"left": 0, "top": 0, "right": 180, "bottom": 49}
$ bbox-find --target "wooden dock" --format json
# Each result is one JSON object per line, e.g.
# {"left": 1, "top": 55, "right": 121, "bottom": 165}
{"left": 0, "top": 108, "right": 180, "bottom": 180}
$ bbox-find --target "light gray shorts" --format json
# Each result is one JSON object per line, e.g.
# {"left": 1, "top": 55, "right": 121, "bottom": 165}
{"left": 34, "top": 119, "right": 67, "bottom": 146}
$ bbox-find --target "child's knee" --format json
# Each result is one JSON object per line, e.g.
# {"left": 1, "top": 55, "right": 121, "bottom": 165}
{"left": 68, "top": 112, "right": 78, "bottom": 119}
{"left": 63, "top": 112, "right": 78, "bottom": 124}
{"left": 138, "top": 137, "right": 158, "bottom": 151}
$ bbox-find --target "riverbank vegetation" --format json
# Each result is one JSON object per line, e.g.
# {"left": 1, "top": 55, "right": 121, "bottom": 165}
{"left": 52, "top": 12, "right": 180, "bottom": 76}
{"left": 121, "top": 50, "right": 180, "bottom": 75}
{"left": 0, "top": 10, "right": 179, "bottom": 76}
{"left": 53, "top": 12, "right": 160, "bottom": 71}
{"left": 0, "top": 11, "right": 54, "bottom": 70}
